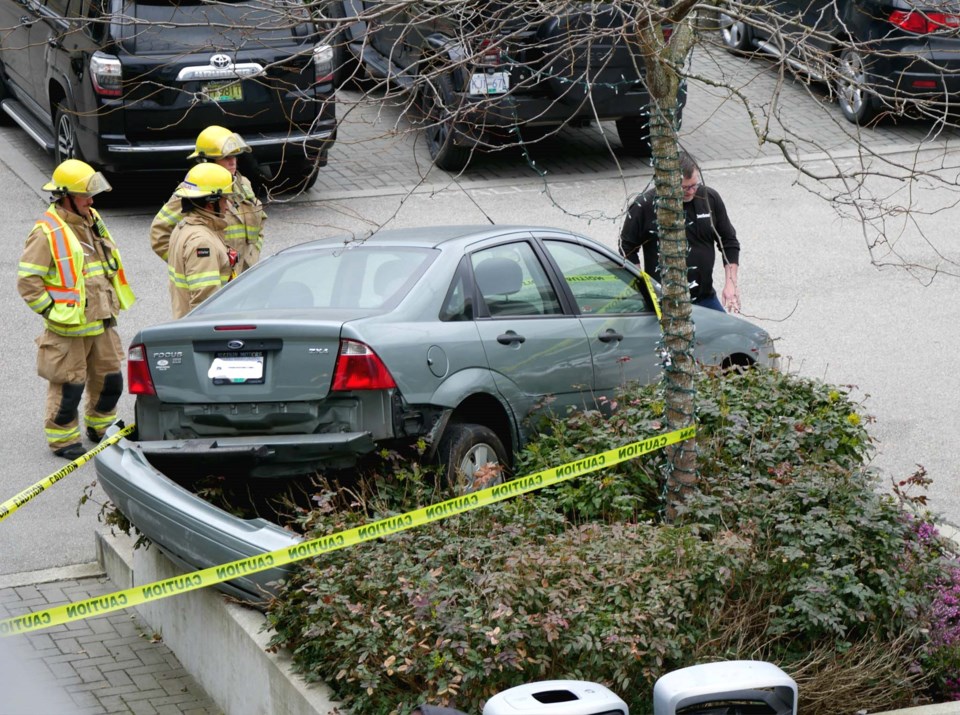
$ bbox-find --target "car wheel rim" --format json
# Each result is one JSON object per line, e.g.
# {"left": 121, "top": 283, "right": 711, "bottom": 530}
{"left": 57, "top": 113, "right": 75, "bottom": 160}
{"left": 837, "top": 52, "right": 865, "bottom": 115}
{"left": 719, "top": 15, "right": 745, "bottom": 48}
{"left": 418, "top": 79, "right": 449, "bottom": 156}
{"left": 456, "top": 442, "right": 502, "bottom": 491}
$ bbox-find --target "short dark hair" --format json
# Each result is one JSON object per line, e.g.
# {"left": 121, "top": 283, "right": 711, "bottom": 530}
{"left": 181, "top": 195, "right": 220, "bottom": 214}
{"left": 679, "top": 151, "right": 699, "bottom": 179}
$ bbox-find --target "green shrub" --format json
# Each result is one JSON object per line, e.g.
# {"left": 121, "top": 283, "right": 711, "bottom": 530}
{"left": 265, "top": 368, "right": 959, "bottom": 714}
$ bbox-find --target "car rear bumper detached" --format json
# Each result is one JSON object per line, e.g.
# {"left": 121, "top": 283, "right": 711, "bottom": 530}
{"left": 94, "top": 425, "right": 304, "bottom": 603}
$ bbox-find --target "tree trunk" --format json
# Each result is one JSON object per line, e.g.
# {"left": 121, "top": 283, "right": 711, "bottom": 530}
{"left": 649, "top": 102, "right": 698, "bottom": 521}
{"left": 638, "top": 19, "right": 699, "bottom": 521}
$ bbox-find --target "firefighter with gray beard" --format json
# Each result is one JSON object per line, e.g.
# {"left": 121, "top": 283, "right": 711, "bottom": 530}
{"left": 17, "top": 160, "right": 135, "bottom": 459}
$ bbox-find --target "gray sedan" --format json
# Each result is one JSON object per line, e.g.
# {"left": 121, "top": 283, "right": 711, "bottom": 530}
{"left": 96, "top": 225, "right": 777, "bottom": 600}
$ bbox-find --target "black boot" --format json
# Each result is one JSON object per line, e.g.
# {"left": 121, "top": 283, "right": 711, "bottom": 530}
{"left": 54, "top": 443, "right": 87, "bottom": 460}
{"left": 86, "top": 427, "right": 103, "bottom": 443}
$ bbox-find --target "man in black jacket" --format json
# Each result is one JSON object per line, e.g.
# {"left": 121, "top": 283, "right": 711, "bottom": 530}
{"left": 619, "top": 152, "right": 741, "bottom": 313}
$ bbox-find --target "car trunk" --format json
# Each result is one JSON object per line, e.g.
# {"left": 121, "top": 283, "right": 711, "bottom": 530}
{"left": 134, "top": 317, "right": 389, "bottom": 475}
{"left": 144, "top": 319, "right": 342, "bottom": 405}
{"left": 115, "top": 0, "right": 320, "bottom": 141}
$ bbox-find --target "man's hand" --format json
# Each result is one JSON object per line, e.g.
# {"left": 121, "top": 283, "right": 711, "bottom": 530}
{"left": 722, "top": 263, "right": 740, "bottom": 313}
{"left": 722, "top": 282, "right": 740, "bottom": 313}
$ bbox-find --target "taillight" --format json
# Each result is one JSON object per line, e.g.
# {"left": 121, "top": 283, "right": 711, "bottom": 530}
{"left": 890, "top": 9, "right": 960, "bottom": 33}
{"left": 476, "top": 38, "right": 502, "bottom": 67}
{"left": 331, "top": 339, "right": 396, "bottom": 391}
{"left": 128, "top": 344, "right": 156, "bottom": 396}
{"left": 90, "top": 52, "right": 122, "bottom": 97}
{"left": 313, "top": 43, "right": 334, "bottom": 83}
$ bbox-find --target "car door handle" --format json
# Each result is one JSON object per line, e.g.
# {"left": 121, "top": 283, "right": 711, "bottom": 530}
{"left": 497, "top": 331, "right": 526, "bottom": 345}
{"left": 47, "top": 36, "right": 61, "bottom": 48}
{"left": 19, "top": 15, "right": 35, "bottom": 25}
{"left": 598, "top": 329, "right": 624, "bottom": 343}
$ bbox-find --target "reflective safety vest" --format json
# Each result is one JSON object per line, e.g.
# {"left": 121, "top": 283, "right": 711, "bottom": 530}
{"left": 90, "top": 210, "right": 136, "bottom": 310}
{"left": 28, "top": 207, "right": 134, "bottom": 336}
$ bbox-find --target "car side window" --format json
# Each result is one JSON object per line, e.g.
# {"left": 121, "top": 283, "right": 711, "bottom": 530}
{"left": 470, "top": 242, "right": 562, "bottom": 318}
{"left": 440, "top": 258, "right": 474, "bottom": 322}
{"left": 543, "top": 240, "right": 652, "bottom": 315}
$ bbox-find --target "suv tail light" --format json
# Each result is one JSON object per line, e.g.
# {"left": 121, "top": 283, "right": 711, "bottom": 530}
{"left": 890, "top": 9, "right": 960, "bottom": 33}
{"left": 90, "top": 52, "right": 122, "bottom": 97}
{"left": 313, "top": 43, "right": 334, "bottom": 83}
{"left": 476, "top": 38, "right": 503, "bottom": 67}
{"left": 331, "top": 339, "right": 396, "bottom": 391}
{"left": 128, "top": 344, "right": 156, "bottom": 396}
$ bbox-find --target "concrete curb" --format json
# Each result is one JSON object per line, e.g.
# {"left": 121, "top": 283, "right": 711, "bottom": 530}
{"left": 95, "top": 529, "right": 959, "bottom": 715}
{"left": 96, "top": 529, "right": 339, "bottom": 715}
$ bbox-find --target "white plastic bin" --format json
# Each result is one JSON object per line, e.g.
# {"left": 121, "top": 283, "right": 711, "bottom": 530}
{"left": 483, "top": 680, "right": 629, "bottom": 715}
{"left": 652, "top": 661, "right": 797, "bottom": 715}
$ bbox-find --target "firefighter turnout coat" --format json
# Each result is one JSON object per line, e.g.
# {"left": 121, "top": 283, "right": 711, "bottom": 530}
{"left": 17, "top": 204, "right": 135, "bottom": 450}
{"left": 151, "top": 172, "right": 266, "bottom": 272}
{"left": 167, "top": 210, "right": 234, "bottom": 319}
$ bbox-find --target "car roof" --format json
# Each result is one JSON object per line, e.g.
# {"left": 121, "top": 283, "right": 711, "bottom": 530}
{"left": 279, "top": 225, "right": 578, "bottom": 254}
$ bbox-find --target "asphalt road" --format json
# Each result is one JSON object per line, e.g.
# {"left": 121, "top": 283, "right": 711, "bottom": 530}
{"left": 2, "top": 43, "right": 959, "bottom": 578}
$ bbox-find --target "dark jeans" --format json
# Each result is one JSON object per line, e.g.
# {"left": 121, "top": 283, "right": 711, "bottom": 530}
{"left": 694, "top": 293, "right": 726, "bottom": 312}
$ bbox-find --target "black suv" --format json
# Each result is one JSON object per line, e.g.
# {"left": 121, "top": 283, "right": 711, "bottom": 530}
{"left": 331, "top": 0, "right": 678, "bottom": 171}
{"left": 718, "top": 0, "right": 960, "bottom": 124}
{"left": 0, "top": 0, "right": 337, "bottom": 189}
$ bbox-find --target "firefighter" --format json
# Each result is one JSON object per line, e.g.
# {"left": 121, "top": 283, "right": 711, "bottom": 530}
{"left": 150, "top": 125, "right": 266, "bottom": 272}
{"left": 167, "top": 163, "right": 239, "bottom": 319}
{"left": 17, "top": 160, "right": 135, "bottom": 459}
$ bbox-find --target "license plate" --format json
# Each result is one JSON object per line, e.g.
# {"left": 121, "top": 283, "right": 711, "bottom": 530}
{"left": 202, "top": 80, "right": 243, "bottom": 103}
{"left": 469, "top": 71, "right": 509, "bottom": 96}
{"left": 208, "top": 351, "right": 264, "bottom": 384}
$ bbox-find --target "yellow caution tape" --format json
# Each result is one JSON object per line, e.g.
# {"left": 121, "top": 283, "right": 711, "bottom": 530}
{"left": 0, "top": 424, "right": 694, "bottom": 637}
{"left": 0, "top": 423, "right": 137, "bottom": 524}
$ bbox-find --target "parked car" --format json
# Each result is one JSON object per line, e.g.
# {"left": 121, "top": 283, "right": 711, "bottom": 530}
{"left": 95, "top": 224, "right": 777, "bottom": 600}
{"left": 717, "top": 0, "right": 960, "bottom": 124}
{"left": 328, "top": 0, "right": 681, "bottom": 171}
{"left": 0, "top": 0, "right": 337, "bottom": 189}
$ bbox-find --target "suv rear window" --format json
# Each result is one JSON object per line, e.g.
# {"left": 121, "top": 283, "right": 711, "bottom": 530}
{"left": 119, "top": 0, "right": 313, "bottom": 51}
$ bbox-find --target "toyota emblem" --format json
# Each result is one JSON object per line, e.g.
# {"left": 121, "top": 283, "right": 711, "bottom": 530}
{"left": 210, "top": 53, "right": 232, "bottom": 69}
{"left": 227, "top": 340, "right": 245, "bottom": 350}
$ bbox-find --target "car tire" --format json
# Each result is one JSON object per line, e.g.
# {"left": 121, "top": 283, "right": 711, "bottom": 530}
{"left": 437, "top": 422, "right": 509, "bottom": 493}
{"left": 718, "top": 8, "right": 752, "bottom": 53}
{"left": 835, "top": 47, "right": 879, "bottom": 124}
{"left": 415, "top": 71, "right": 472, "bottom": 172}
{"left": 616, "top": 116, "right": 653, "bottom": 157}
{"left": 54, "top": 102, "right": 81, "bottom": 164}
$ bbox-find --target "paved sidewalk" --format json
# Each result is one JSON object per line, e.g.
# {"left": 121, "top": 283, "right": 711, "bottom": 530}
{"left": 0, "top": 565, "right": 219, "bottom": 715}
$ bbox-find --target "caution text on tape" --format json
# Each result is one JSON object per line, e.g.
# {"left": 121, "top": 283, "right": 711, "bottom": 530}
{"left": 0, "top": 424, "right": 694, "bottom": 637}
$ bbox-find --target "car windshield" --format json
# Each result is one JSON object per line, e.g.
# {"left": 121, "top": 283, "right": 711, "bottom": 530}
{"left": 194, "top": 245, "right": 437, "bottom": 314}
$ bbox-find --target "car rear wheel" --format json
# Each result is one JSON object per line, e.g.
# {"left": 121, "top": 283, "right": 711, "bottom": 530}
{"left": 437, "top": 422, "right": 509, "bottom": 493}
{"left": 616, "top": 116, "right": 653, "bottom": 156}
{"left": 718, "top": 9, "right": 752, "bottom": 52}
{"left": 416, "top": 71, "right": 471, "bottom": 172}
{"left": 54, "top": 102, "right": 80, "bottom": 164}
{"left": 836, "top": 47, "right": 878, "bottom": 124}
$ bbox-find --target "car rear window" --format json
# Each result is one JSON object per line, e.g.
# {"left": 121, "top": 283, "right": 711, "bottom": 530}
{"left": 195, "top": 246, "right": 437, "bottom": 314}
{"left": 121, "top": 0, "right": 313, "bottom": 51}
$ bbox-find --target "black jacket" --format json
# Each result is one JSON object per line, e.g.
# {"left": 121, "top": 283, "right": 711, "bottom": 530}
{"left": 619, "top": 185, "right": 740, "bottom": 302}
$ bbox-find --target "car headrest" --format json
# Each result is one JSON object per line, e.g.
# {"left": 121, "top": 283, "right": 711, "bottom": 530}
{"left": 474, "top": 257, "right": 523, "bottom": 296}
{"left": 373, "top": 259, "right": 408, "bottom": 300}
